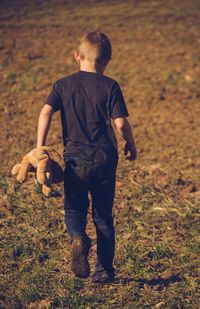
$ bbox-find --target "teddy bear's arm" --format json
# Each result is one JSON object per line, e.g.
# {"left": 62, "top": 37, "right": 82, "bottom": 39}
{"left": 15, "top": 155, "right": 32, "bottom": 183}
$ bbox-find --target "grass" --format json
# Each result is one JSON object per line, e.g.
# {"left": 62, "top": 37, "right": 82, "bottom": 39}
{"left": 3, "top": 176, "right": 197, "bottom": 308}
{"left": 1, "top": 171, "right": 199, "bottom": 308}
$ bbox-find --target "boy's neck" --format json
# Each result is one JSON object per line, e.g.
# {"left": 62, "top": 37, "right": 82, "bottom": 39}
{"left": 79, "top": 61, "right": 105, "bottom": 74}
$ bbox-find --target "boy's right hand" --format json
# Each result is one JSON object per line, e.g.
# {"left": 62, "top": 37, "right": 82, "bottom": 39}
{"left": 124, "top": 142, "right": 137, "bottom": 161}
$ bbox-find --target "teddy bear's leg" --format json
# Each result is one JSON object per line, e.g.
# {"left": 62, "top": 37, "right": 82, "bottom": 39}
{"left": 14, "top": 154, "right": 32, "bottom": 183}
{"left": 37, "top": 157, "right": 50, "bottom": 184}
{"left": 42, "top": 171, "right": 52, "bottom": 197}
{"left": 17, "top": 162, "right": 31, "bottom": 183}
{"left": 12, "top": 164, "right": 21, "bottom": 176}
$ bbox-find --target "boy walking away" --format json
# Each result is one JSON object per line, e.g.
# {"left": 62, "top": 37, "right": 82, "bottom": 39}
{"left": 37, "top": 31, "right": 137, "bottom": 284}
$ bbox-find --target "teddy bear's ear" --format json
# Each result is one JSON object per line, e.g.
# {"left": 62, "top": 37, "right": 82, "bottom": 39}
{"left": 12, "top": 164, "right": 21, "bottom": 176}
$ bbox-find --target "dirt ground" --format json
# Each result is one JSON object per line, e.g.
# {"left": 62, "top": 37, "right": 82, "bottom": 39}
{"left": 0, "top": 0, "right": 200, "bottom": 308}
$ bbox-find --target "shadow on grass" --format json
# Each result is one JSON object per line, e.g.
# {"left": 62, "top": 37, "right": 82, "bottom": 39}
{"left": 113, "top": 274, "right": 182, "bottom": 288}
{"left": 136, "top": 274, "right": 182, "bottom": 289}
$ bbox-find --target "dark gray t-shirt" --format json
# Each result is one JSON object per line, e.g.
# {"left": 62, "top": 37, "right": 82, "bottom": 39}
{"left": 47, "top": 70, "right": 129, "bottom": 163}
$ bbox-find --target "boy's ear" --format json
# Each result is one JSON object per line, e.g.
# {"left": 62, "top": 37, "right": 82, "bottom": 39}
{"left": 74, "top": 51, "right": 81, "bottom": 63}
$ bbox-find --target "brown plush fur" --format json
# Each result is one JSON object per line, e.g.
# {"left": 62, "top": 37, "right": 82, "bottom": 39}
{"left": 12, "top": 147, "right": 63, "bottom": 197}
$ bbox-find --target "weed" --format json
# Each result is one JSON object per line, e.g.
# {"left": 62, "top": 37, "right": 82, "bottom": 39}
{"left": 4, "top": 72, "right": 17, "bottom": 85}
{"left": 163, "top": 71, "right": 180, "bottom": 84}
{"left": 186, "top": 239, "right": 200, "bottom": 254}
{"left": 116, "top": 243, "right": 149, "bottom": 277}
{"left": 0, "top": 173, "right": 8, "bottom": 194}
{"left": 148, "top": 244, "right": 174, "bottom": 260}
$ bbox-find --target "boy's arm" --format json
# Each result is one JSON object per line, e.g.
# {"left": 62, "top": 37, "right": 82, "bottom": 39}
{"left": 114, "top": 117, "right": 137, "bottom": 161}
{"left": 37, "top": 104, "right": 54, "bottom": 148}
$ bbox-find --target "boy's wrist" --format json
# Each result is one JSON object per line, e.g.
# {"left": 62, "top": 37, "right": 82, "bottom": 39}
{"left": 37, "top": 143, "right": 46, "bottom": 149}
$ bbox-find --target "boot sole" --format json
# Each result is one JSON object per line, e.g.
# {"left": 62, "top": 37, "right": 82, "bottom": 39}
{"left": 71, "top": 238, "right": 90, "bottom": 278}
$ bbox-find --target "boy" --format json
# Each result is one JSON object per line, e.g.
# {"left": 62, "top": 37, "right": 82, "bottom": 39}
{"left": 37, "top": 31, "right": 137, "bottom": 283}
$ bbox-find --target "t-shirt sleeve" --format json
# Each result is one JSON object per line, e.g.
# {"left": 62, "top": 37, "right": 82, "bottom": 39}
{"left": 46, "top": 81, "right": 62, "bottom": 112}
{"left": 110, "top": 82, "right": 129, "bottom": 120}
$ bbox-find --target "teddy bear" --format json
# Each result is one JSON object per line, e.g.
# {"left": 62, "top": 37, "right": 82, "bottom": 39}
{"left": 12, "top": 147, "right": 63, "bottom": 197}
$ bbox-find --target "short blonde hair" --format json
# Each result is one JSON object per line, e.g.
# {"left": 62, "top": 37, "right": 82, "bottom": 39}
{"left": 78, "top": 31, "right": 112, "bottom": 66}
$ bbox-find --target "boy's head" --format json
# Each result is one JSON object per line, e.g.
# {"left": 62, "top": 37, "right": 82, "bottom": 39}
{"left": 76, "top": 31, "right": 112, "bottom": 68}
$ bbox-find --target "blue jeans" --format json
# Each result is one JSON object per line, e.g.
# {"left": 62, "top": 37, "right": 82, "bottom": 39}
{"left": 64, "top": 155, "right": 117, "bottom": 276}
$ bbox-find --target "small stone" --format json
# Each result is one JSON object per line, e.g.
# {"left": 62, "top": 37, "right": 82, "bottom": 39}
{"left": 185, "top": 74, "right": 192, "bottom": 81}
{"left": 159, "top": 87, "right": 166, "bottom": 100}
{"left": 176, "top": 177, "right": 187, "bottom": 186}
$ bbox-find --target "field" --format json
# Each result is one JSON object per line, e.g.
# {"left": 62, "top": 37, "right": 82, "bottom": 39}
{"left": 0, "top": 0, "right": 200, "bottom": 308}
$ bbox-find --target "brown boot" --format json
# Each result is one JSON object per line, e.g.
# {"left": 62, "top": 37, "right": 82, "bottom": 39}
{"left": 71, "top": 236, "right": 91, "bottom": 278}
